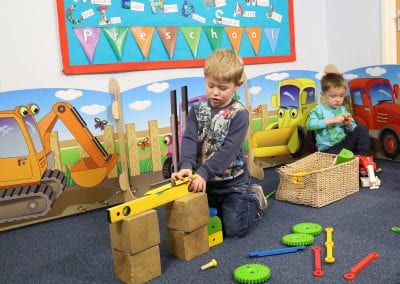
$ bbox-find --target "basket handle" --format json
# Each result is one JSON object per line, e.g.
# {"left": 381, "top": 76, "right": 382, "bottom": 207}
{"left": 291, "top": 171, "right": 307, "bottom": 184}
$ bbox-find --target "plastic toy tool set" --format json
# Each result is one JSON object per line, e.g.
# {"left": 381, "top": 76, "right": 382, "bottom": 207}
{"left": 231, "top": 222, "right": 380, "bottom": 283}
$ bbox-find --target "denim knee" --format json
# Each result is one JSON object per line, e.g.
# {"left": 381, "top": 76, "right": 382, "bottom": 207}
{"left": 222, "top": 192, "right": 259, "bottom": 238}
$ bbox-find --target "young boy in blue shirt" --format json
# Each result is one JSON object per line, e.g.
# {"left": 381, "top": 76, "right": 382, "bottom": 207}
{"left": 307, "top": 71, "right": 370, "bottom": 156}
{"left": 171, "top": 49, "right": 267, "bottom": 238}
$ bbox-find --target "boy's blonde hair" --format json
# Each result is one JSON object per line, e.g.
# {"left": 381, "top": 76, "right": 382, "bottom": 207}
{"left": 321, "top": 72, "right": 346, "bottom": 93}
{"left": 203, "top": 48, "right": 244, "bottom": 85}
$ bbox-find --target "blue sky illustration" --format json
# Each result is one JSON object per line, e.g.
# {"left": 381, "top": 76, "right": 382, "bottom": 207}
{"left": 1, "top": 65, "right": 399, "bottom": 141}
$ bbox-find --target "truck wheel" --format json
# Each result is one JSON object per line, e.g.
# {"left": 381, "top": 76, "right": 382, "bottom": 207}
{"left": 381, "top": 131, "right": 399, "bottom": 159}
{"left": 162, "top": 156, "right": 173, "bottom": 179}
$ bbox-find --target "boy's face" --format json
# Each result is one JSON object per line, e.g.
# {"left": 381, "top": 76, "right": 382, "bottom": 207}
{"left": 322, "top": 86, "right": 346, "bottom": 109}
{"left": 205, "top": 77, "right": 239, "bottom": 108}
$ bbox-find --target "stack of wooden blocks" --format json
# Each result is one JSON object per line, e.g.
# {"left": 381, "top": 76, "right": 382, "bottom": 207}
{"left": 109, "top": 209, "right": 161, "bottom": 283}
{"left": 109, "top": 192, "right": 210, "bottom": 283}
{"left": 165, "top": 193, "right": 210, "bottom": 261}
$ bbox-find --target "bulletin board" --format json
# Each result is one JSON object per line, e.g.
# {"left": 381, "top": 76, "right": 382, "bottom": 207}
{"left": 56, "top": 0, "right": 295, "bottom": 75}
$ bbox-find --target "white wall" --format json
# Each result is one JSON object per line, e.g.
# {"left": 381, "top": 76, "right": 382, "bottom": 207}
{"left": 0, "top": 0, "right": 382, "bottom": 92}
{"left": 325, "top": 0, "right": 382, "bottom": 72}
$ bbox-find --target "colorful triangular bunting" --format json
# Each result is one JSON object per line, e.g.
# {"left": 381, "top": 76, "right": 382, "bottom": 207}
{"left": 264, "top": 28, "right": 280, "bottom": 53}
{"left": 156, "top": 27, "right": 179, "bottom": 59}
{"left": 130, "top": 27, "right": 155, "bottom": 59}
{"left": 225, "top": 27, "right": 243, "bottom": 53}
{"left": 245, "top": 27, "right": 262, "bottom": 55}
{"left": 203, "top": 26, "right": 224, "bottom": 51}
{"left": 103, "top": 27, "right": 129, "bottom": 61}
{"left": 181, "top": 27, "right": 202, "bottom": 58}
{"left": 73, "top": 27, "right": 101, "bottom": 63}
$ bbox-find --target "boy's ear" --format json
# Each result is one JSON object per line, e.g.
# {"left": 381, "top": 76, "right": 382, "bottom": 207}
{"left": 320, "top": 92, "right": 325, "bottom": 103}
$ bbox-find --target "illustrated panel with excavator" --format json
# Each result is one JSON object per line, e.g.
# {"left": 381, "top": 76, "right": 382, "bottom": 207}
{"left": 0, "top": 102, "right": 118, "bottom": 224}
{"left": 250, "top": 78, "right": 317, "bottom": 162}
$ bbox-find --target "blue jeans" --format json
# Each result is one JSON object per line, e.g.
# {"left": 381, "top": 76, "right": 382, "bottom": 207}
{"left": 323, "top": 124, "right": 371, "bottom": 156}
{"left": 206, "top": 172, "right": 259, "bottom": 238}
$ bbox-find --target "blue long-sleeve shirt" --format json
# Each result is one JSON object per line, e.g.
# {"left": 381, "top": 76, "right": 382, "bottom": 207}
{"left": 179, "top": 99, "right": 249, "bottom": 182}
{"left": 306, "top": 104, "right": 356, "bottom": 151}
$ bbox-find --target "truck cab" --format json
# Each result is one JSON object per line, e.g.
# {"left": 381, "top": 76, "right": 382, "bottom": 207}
{"left": 348, "top": 78, "right": 400, "bottom": 159}
{"left": 269, "top": 78, "right": 317, "bottom": 129}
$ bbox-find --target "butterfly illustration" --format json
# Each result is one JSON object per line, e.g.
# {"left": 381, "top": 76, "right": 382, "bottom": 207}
{"left": 252, "top": 105, "right": 262, "bottom": 116}
{"left": 94, "top": 118, "right": 108, "bottom": 130}
{"left": 137, "top": 137, "right": 150, "bottom": 150}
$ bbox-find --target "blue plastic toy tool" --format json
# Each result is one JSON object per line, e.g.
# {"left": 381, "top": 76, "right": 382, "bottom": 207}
{"left": 209, "top": 207, "right": 218, "bottom": 217}
{"left": 248, "top": 246, "right": 306, "bottom": 257}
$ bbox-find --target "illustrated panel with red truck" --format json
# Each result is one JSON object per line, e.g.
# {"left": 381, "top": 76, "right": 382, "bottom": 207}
{"left": 348, "top": 77, "right": 400, "bottom": 159}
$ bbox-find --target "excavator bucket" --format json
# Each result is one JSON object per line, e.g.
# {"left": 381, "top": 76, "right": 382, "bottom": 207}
{"left": 250, "top": 127, "right": 299, "bottom": 158}
{"left": 70, "top": 154, "right": 119, "bottom": 187}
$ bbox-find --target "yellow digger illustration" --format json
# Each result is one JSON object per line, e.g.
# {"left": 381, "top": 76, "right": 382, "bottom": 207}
{"left": 250, "top": 78, "right": 317, "bottom": 158}
{"left": 0, "top": 102, "right": 118, "bottom": 223}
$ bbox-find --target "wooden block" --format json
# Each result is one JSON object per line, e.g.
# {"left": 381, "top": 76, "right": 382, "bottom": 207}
{"left": 167, "top": 225, "right": 209, "bottom": 261}
{"left": 208, "top": 231, "right": 223, "bottom": 248}
{"left": 164, "top": 193, "right": 209, "bottom": 232}
{"left": 112, "top": 246, "right": 161, "bottom": 284}
{"left": 109, "top": 209, "right": 160, "bottom": 254}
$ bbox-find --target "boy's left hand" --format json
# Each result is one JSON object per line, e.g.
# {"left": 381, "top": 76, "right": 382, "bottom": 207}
{"left": 343, "top": 113, "right": 352, "bottom": 127}
{"left": 190, "top": 175, "right": 207, "bottom": 193}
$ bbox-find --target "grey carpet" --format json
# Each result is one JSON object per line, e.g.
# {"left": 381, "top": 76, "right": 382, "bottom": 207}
{"left": 1, "top": 158, "right": 399, "bottom": 284}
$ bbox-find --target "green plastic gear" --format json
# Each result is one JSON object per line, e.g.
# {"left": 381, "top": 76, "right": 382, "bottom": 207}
{"left": 281, "top": 233, "right": 314, "bottom": 246}
{"left": 292, "top": 222, "right": 323, "bottom": 236}
{"left": 233, "top": 263, "right": 272, "bottom": 283}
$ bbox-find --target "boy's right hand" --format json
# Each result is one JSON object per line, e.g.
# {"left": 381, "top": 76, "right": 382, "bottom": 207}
{"left": 343, "top": 113, "right": 352, "bottom": 127}
{"left": 171, "top": 169, "right": 206, "bottom": 193}
{"left": 326, "top": 114, "right": 349, "bottom": 126}
{"left": 171, "top": 169, "right": 193, "bottom": 182}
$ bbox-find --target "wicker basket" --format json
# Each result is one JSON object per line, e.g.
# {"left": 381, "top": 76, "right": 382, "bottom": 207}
{"left": 275, "top": 152, "right": 359, "bottom": 208}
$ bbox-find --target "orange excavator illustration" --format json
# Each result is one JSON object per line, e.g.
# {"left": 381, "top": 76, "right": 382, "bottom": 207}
{"left": 0, "top": 102, "right": 118, "bottom": 223}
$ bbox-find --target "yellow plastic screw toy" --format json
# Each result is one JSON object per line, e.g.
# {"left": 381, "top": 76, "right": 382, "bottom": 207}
{"left": 201, "top": 259, "right": 218, "bottom": 270}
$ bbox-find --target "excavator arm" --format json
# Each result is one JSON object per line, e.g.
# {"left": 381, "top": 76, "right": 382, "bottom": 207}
{"left": 38, "top": 102, "right": 118, "bottom": 187}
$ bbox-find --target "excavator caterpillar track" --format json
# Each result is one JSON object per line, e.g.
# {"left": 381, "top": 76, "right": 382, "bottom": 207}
{"left": 42, "top": 169, "right": 67, "bottom": 198}
{"left": 0, "top": 170, "right": 66, "bottom": 224}
{"left": 0, "top": 183, "right": 56, "bottom": 223}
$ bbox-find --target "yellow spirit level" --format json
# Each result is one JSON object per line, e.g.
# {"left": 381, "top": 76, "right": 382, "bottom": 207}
{"left": 107, "top": 178, "right": 191, "bottom": 223}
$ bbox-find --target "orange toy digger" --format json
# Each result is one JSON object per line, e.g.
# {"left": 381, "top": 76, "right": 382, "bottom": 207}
{"left": 0, "top": 102, "right": 118, "bottom": 223}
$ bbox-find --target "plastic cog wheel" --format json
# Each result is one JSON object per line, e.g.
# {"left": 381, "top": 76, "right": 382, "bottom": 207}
{"left": 292, "top": 222, "right": 323, "bottom": 236}
{"left": 281, "top": 233, "right": 315, "bottom": 246}
{"left": 234, "top": 263, "right": 272, "bottom": 283}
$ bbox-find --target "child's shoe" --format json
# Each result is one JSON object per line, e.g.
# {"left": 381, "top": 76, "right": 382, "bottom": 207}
{"left": 249, "top": 184, "right": 268, "bottom": 211}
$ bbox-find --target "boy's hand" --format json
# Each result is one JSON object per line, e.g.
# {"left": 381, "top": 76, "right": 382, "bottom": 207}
{"left": 171, "top": 170, "right": 206, "bottom": 192}
{"left": 343, "top": 113, "right": 352, "bottom": 127}
{"left": 326, "top": 114, "right": 351, "bottom": 126}
{"left": 189, "top": 175, "right": 207, "bottom": 193}
{"left": 171, "top": 169, "right": 193, "bottom": 182}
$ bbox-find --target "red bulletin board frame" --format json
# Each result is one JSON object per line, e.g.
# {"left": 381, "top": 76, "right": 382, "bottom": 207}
{"left": 56, "top": 0, "right": 296, "bottom": 75}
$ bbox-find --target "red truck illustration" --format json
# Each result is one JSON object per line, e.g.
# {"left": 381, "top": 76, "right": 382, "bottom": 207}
{"left": 348, "top": 77, "right": 400, "bottom": 159}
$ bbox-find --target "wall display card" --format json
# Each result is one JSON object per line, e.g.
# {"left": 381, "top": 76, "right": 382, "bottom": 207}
{"left": 56, "top": 0, "right": 295, "bottom": 74}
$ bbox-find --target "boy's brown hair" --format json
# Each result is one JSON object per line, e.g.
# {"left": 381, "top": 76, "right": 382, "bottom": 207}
{"left": 203, "top": 48, "right": 244, "bottom": 85}
{"left": 320, "top": 72, "right": 346, "bottom": 93}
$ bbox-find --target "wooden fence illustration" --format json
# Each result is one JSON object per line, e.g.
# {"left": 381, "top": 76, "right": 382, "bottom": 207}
{"left": 50, "top": 120, "right": 170, "bottom": 184}
{"left": 50, "top": 104, "right": 273, "bottom": 185}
